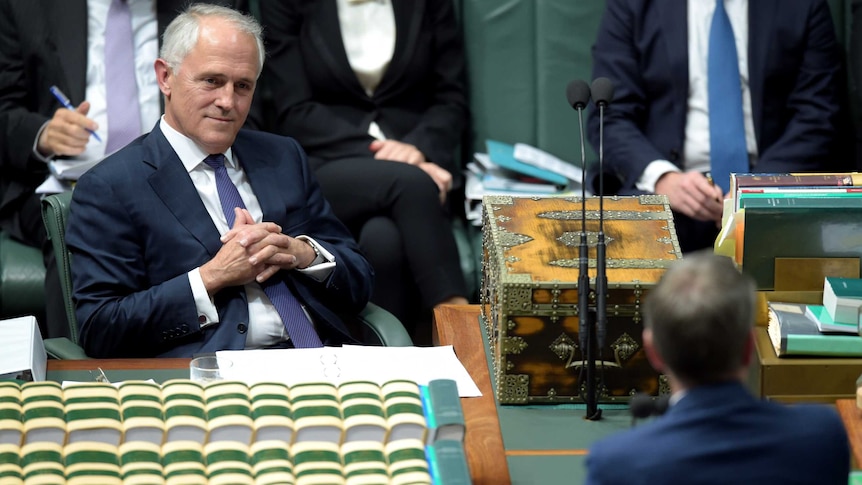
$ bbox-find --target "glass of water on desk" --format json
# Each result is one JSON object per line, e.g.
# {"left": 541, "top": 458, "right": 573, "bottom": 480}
{"left": 189, "top": 355, "right": 233, "bottom": 383}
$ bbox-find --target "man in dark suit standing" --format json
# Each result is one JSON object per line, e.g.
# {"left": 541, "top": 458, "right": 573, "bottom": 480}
{"left": 585, "top": 252, "right": 849, "bottom": 484}
{"left": 0, "top": 0, "right": 243, "bottom": 339}
{"left": 588, "top": 0, "right": 847, "bottom": 252}
{"left": 64, "top": 4, "right": 374, "bottom": 358}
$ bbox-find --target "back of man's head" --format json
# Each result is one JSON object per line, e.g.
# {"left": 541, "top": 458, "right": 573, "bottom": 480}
{"left": 643, "top": 252, "right": 755, "bottom": 386}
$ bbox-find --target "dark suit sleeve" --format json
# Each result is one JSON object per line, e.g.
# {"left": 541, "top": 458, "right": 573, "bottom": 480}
{"left": 755, "top": 0, "right": 844, "bottom": 173}
{"left": 67, "top": 169, "right": 204, "bottom": 358}
{"left": 587, "top": 0, "right": 670, "bottom": 192}
{"left": 396, "top": 0, "right": 469, "bottom": 172}
{"left": 0, "top": 0, "right": 51, "bottom": 174}
{"left": 259, "top": 0, "right": 375, "bottom": 161}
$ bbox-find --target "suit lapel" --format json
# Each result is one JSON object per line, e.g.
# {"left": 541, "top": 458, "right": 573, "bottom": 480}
{"left": 49, "top": 0, "right": 88, "bottom": 102}
{"left": 747, "top": 0, "right": 774, "bottom": 147}
{"left": 145, "top": 127, "right": 224, "bottom": 256}
{"left": 375, "top": 0, "right": 424, "bottom": 95}
{"left": 306, "top": 0, "right": 368, "bottom": 97}
{"left": 657, "top": 0, "right": 689, "bottom": 109}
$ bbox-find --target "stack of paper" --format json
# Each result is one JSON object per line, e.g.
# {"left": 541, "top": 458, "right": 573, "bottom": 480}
{"left": 463, "top": 139, "right": 587, "bottom": 226}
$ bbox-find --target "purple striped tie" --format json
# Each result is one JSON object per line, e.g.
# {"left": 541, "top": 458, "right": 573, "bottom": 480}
{"left": 204, "top": 154, "right": 323, "bottom": 348}
{"left": 104, "top": 0, "right": 142, "bottom": 153}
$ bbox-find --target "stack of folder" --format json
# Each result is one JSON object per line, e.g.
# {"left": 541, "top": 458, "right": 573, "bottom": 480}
{"left": 716, "top": 172, "right": 862, "bottom": 290}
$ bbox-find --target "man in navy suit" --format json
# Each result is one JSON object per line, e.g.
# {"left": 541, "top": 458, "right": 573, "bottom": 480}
{"left": 64, "top": 4, "right": 373, "bottom": 358}
{"left": 588, "top": 0, "right": 848, "bottom": 252}
{"left": 0, "top": 0, "right": 244, "bottom": 339}
{"left": 584, "top": 253, "right": 850, "bottom": 484}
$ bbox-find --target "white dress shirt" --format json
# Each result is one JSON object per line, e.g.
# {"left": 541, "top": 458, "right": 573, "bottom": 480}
{"left": 84, "top": 0, "right": 161, "bottom": 159}
{"left": 336, "top": 0, "right": 396, "bottom": 140}
{"left": 32, "top": 0, "right": 160, "bottom": 168}
{"left": 637, "top": 0, "right": 757, "bottom": 193}
{"left": 160, "top": 118, "right": 336, "bottom": 349}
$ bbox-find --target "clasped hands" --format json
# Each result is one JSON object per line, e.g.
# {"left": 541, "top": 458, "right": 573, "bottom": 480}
{"left": 200, "top": 208, "right": 315, "bottom": 295}
{"left": 369, "top": 139, "right": 452, "bottom": 204}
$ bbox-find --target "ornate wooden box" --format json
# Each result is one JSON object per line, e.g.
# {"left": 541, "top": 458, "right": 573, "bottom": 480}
{"left": 481, "top": 195, "right": 682, "bottom": 404}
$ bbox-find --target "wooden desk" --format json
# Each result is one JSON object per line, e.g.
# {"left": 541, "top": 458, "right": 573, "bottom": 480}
{"left": 837, "top": 399, "right": 862, "bottom": 467}
{"left": 47, "top": 358, "right": 190, "bottom": 372}
{"left": 433, "top": 304, "right": 512, "bottom": 485}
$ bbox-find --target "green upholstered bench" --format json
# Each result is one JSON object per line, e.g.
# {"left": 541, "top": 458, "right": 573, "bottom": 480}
{"left": 0, "top": 230, "right": 45, "bottom": 323}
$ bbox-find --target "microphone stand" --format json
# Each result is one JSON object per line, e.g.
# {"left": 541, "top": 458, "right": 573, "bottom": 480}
{"left": 594, "top": 101, "right": 609, "bottom": 420}
{"left": 577, "top": 105, "right": 601, "bottom": 421}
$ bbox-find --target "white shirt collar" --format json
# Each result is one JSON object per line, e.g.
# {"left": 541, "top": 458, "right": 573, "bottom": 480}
{"left": 158, "top": 116, "right": 236, "bottom": 173}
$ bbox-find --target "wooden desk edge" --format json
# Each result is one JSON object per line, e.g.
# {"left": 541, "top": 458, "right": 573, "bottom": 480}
{"left": 47, "top": 358, "right": 190, "bottom": 371}
{"left": 837, "top": 399, "right": 862, "bottom": 468}
{"left": 433, "top": 304, "right": 511, "bottom": 485}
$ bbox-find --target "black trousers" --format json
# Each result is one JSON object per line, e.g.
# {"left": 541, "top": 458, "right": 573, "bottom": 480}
{"left": 313, "top": 158, "right": 468, "bottom": 335}
{"left": 672, "top": 210, "right": 721, "bottom": 254}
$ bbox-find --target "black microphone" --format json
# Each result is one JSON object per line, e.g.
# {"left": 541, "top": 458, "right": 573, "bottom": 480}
{"left": 565, "top": 80, "right": 592, "bottom": 361}
{"left": 629, "top": 393, "right": 670, "bottom": 426}
{"left": 590, "top": 78, "right": 614, "bottom": 354}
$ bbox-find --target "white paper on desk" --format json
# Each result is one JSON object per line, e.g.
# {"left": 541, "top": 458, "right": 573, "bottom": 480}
{"left": 216, "top": 345, "right": 482, "bottom": 397}
{"left": 340, "top": 345, "right": 481, "bottom": 397}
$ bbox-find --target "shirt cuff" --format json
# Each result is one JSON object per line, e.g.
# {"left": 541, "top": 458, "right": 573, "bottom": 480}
{"left": 636, "top": 160, "right": 681, "bottom": 193}
{"left": 32, "top": 121, "right": 54, "bottom": 163}
{"left": 295, "top": 235, "right": 335, "bottom": 283}
{"left": 189, "top": 267, "right": 219, "bottom": 329}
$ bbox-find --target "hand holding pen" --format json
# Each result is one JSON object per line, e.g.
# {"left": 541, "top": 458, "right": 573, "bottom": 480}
{"left": 37, "top": 86, "right": 100, "bottom": 158}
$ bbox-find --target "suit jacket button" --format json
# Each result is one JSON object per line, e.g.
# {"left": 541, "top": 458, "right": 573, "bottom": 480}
{"left": 669, "top": 150, "right": 679, "bottom": 162}
{"left": 237, "top": 323, "right": 247, "bottom": 334}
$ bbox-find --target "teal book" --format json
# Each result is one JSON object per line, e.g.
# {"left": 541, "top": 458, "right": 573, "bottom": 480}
{"left": 420, "top": 379, "right": 465, "bottom": 444}
{"left": 803, "top": 304, "right": 857, "bottom": 334}
{"left": 426, "top": 439, "right": 471, "bottom": 485}
{"left": 767, "top": 302, "right": 862, "bottom": 357}
{"left": 823, "top": 277, "right": 862, "bottom": 325}
{"left": 486, "top": 140, "right": 569, "bottom": 186}
{"left": 738, "top": 195, "right": 862, "bottom": 209}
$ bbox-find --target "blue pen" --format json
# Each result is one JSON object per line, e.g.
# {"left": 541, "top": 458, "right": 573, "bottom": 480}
{"left": 49, "top": 85, "right": 102, "bottom": 143}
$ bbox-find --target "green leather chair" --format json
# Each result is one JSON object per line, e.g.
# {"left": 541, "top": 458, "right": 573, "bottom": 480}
{"left": 40, "top": 191, "right": 411, "bottom": 360}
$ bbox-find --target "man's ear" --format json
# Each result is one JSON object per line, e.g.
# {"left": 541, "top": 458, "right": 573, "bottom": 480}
{"left": 154, "top": 58, "right": 172, "bottom": 97}
{"left": 643, "top": 328, "right": 664, "bottom": 372}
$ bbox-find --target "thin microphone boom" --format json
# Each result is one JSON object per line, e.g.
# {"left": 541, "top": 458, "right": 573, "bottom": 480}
{"left": 591, "top": 77, "right": 614, "bottom": 357}
{"left": 566, "top": 79, "right": 601, "bottom": 421}
{"left": 565, "top": 80, "right": 591, "bottom": 365}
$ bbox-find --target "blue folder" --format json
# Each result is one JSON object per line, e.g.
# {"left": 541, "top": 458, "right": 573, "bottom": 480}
{"left": 485, "top": 140, "right": 569, "bottom": 186}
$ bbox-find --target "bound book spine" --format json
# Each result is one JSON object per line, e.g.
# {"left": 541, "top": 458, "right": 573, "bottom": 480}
{"left": 420, "top": 379, "right": 465, "bottom": 445}
{"left": 426, "top": 439, "right": 471, "bottom": 485}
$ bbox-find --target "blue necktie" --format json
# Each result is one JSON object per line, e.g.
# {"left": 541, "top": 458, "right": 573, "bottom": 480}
{"left": 204, "top": 154, "right": 323, "bottom": 348}
{"left": 707, "top": 0, "right": 748, "bottom": 194}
